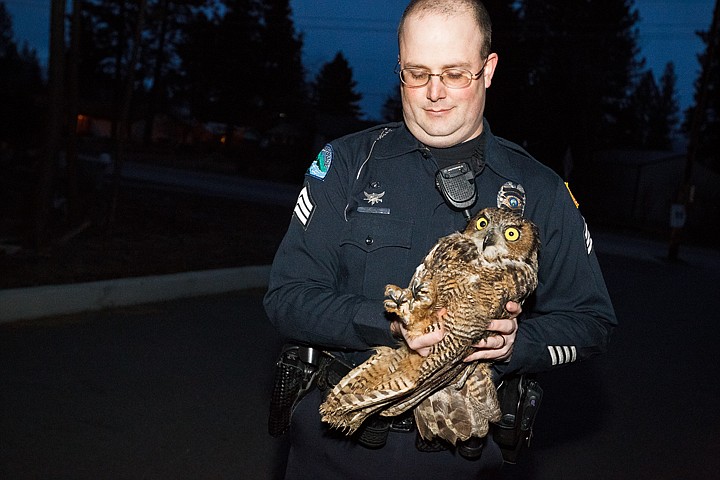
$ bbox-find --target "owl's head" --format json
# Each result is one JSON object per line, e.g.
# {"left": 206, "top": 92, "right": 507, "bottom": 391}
{"left": 464, "top": 207, "right": 540, "bottom": 266}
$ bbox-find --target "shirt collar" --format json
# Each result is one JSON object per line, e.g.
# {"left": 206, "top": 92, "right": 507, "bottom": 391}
{"left": 374, "top": 119, "right": 523, "bottom": 185}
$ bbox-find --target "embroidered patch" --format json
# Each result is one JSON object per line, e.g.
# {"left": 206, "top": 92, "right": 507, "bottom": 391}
{"left": 565, "top": 182, "right": 579, "bottom": 208}
{"left": 548, "top": 345, "right": 577, "bottom": 366}
{"left": 293, "top": 185, "right": 315, "bottom": 229}
{"left": 497, "top": 182, "right": 526, "bottom": 215}
{"left": 307, "top": 144, "right": 333, "bottom": 180}
{"left": 363, "top": 191, "right": 385, "bottom": 205}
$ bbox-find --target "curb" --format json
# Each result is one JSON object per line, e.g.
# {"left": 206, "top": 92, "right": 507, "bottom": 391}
{"left": 0, "top": 265, "right": 270, "bottom": 324}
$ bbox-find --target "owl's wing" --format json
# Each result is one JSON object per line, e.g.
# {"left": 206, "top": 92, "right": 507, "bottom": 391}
{"left": 320, "top": 345, "right": 425, "bottom": 432}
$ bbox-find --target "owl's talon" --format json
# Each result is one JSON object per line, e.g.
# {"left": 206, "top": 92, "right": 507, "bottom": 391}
{"left": 384, "top": 285, "right": 414, "bottom": 319}
{"left": 409, "top": 279, "right": 434, "bottom": 309}
{"left": 384, "top": 285, "right": 403, "bottom": 309}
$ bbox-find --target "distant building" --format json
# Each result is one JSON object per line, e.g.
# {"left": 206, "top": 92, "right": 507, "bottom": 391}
{"left": 576, "top": 150, "right": 720, "bottom": 238}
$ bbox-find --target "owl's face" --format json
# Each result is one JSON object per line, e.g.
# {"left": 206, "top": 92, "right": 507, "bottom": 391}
{"left": 464, "top": 207, "right": 540, "bottom": 263}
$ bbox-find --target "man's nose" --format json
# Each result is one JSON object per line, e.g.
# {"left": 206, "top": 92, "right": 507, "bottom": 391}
{"left": 426, "top": 76, "right": 447, "bottom": 101}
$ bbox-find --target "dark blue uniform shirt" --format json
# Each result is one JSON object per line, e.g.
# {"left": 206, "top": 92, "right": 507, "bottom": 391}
{"left": 264, "top": 120, "right": 617, "bottom": 376}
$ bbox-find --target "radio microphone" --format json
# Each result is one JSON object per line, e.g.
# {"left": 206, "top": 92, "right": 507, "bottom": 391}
{"left": 435, "top": 162, "right": 477, "bottom": 222}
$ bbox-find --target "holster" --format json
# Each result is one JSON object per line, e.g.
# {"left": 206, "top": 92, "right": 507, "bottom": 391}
{"left": 492, "top": 374, "right": 543, "bottom": 463}
{"left": 267, "top": 344, "right": 322, "bottom": 437}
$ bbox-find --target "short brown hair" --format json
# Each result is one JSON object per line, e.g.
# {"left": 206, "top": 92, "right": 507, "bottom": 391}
{"left": 398, "top": 0, "right": 493, "bottom": 59}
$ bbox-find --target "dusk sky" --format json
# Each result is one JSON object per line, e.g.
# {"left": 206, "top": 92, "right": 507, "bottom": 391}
{"left": 4, "top": 0, "right": 716, "bottom": 120}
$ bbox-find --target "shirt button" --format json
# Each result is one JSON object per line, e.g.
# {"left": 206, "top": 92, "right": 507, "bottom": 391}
{"left": 370, "top": 181, "right": 381, "bottom": 189}
{"left": 365, "top": 236, "right": 374, "bottom": 245}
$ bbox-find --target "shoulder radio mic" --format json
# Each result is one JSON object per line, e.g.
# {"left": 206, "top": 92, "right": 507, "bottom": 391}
{"left": 435, "top": 162, "right": 477, "bottom": 222}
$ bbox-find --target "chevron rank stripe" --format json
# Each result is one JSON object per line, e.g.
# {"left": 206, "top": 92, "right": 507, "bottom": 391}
{"left": 583, "top": 219, "right": 593, "bottom": 255}
{"left": 548, "top": 345, "right": 577, "bottom": 366}
{"left": 293, "top": 185, "right": 315, "bottom": 229}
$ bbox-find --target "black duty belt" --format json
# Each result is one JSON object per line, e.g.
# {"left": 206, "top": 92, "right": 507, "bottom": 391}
{"left": 314, "top": 352, "right": 419, "bottom": 448}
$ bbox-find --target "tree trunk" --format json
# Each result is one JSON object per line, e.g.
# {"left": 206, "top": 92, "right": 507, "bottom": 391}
{"left": 34, "top": 0, "right": 66, "bottom": 249}
{"left": 65, "top": 0, "right": 82, "bottom": 226}
{"left": 106, "top": 0, "right": 147, "bottom": 241}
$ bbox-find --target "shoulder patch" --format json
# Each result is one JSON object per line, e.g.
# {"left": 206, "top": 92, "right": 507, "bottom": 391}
{"left": 307, "top": 144, "right": 333, "bottom": 180}
{"left": 293, "top": 184, "right": 315, "bottom": 230}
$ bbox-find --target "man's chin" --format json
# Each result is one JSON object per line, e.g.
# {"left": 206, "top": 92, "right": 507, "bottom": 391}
{"left": 417, "top": 128, "right": 464, "bottom": 148}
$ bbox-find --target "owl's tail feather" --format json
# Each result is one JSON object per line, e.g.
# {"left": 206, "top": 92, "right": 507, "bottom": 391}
{"left": 414, "top": 365, "right": 502, "bottom": 445}
{"left": 380, "top": 358, "right": 472, "bottom": 416}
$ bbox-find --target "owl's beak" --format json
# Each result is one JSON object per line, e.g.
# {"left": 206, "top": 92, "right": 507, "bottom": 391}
{"left": 482, "top": 231, "right": 495, "bottom": 250}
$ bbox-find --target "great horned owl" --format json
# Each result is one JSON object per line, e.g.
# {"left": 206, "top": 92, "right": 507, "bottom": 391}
{"left": 320, "top": 207, "right": 540, "bottom": 445}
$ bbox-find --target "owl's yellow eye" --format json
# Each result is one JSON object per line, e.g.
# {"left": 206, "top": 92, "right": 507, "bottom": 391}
{"left": 504, "top": 227, "right": 520, "bottom": 242}
{"left": 476, "top": 216, "right": 489, "bottom": 230}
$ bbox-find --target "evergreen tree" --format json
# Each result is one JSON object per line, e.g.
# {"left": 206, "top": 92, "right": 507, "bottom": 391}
{"left": 140, "top": 0, "right": 207, "bottom": 141}
{"left": 657, "top": 62, "right": 680, "bottom": 148}
{"left": 313, "top": 51, "right": 362, "bottom": 119}
{"left": 0, "top": 2, "right": 45, "bottom": 149}
{"left": 381, "top": 89, "right": 402, "bottom": 123}
{"left": 516, "top": 0, "right": 642, "bottom": 170}
{"left": 260, "top": 0, "right": 307, "bottom": 120}
{"left": 178, "top": 0, "right": 266, "bottom": 126}
{"left": 625, "top": 69, "right": 667, "bottom": 149}
{"left": 0, "top": 1, "right": 14, "bottom": 56}
{"left": 481, "top": 0, "right": 527, "bottom": 141}
{"left": 684, "top": 17, "right": 719, "bottom": 172}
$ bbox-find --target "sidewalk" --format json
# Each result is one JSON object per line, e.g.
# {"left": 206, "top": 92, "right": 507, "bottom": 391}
{"left": 0, "top": 266, "right": 270, "bottom": 323}
{"left": 2, "top": 226, "right": 716, "bottom": 323}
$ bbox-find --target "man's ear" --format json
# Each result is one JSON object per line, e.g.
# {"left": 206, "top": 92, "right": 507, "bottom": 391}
{"left": 483, "top": 53, "right": 499, "bottom": 88}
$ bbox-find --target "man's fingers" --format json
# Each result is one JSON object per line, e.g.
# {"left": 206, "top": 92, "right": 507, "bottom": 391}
{"left": 406, "top": 328, "right": 445, "bottom": 356}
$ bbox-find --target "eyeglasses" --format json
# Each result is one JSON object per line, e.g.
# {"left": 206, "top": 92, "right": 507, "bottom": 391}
{"left": 396, "top": 61, "right": 487, "bottom": 89}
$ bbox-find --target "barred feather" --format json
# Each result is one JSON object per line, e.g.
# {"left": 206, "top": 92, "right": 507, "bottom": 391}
{"left": 320, "top": 208, "right": 539, "bottom": 444}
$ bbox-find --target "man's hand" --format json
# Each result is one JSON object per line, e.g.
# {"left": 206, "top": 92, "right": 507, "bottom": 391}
{"left": 390, "top": 302, "right": 521, "bottom": 360}
{"left": 390, "top": 308, "right": 447, "bottom": 357}
{"left": 463, "top": 301, "right": 521, "bottom": 363}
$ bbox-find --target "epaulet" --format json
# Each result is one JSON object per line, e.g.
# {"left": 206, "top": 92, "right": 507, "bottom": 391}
{"left": 496, "top": 137, "right": 535, "bottom": 160}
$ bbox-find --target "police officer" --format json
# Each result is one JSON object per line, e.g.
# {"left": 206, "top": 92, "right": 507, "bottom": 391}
{"left": 264, "top": 0, "right": 617, "bottom": 478}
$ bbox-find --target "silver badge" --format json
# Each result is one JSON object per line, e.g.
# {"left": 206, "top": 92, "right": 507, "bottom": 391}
{"left": 497, "top": 182, "right": 526, "bottom": 215}
{"left": 363, "top": 191, "right": 385, "bottom": 205}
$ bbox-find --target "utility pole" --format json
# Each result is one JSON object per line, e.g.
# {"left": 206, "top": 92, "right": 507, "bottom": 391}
{"left": 668, "top": 0, "right": 719, "bottom": 260}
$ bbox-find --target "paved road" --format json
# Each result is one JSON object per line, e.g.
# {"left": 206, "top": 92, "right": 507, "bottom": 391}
{"left": 2, "top": 232, "right": 719, "bottom": 479}
{"left": 1, "top": 290, "right": 289, "bottom": 479}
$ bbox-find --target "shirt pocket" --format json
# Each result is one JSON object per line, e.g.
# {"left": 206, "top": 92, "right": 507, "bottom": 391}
{"left": 339, "top": 215, "right": 414, "bottom": 298}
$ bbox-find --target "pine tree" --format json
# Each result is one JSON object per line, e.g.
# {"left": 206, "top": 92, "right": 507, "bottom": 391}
{"left": 260, "top": 0, "right": 307, "bottom": 120}
{"left": 0, "top": 2, "right": 45, "bottom": 148}
{"left": 381, "top": 90, "right": 402, "bottom": 123}
{"left": 657, "top": 62, "right": 680, "bottom": 148}
{"left": 684, "top": 15, "right": 720, "bottom": 172}
{"left": 140, "top": 0, "right": 207, "bottom": 142}
{"left": 627, "top": 70, "right": 660, "bottom": 148}
{"left": 481, "top": 0, "right": 527, "bottom": 141}
{"left": 313, "top": 52, "right": 362, "bottom": 119}
{"left": 516, "top": 0, "right": 642, "bottom": 170}
{"left": 625, "top": 68, "right": 677, "bottom": 150}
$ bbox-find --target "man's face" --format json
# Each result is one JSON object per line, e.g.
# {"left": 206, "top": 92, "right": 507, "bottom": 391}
{"left": 399, "top": 10, "right": 497, "bottom": 148}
